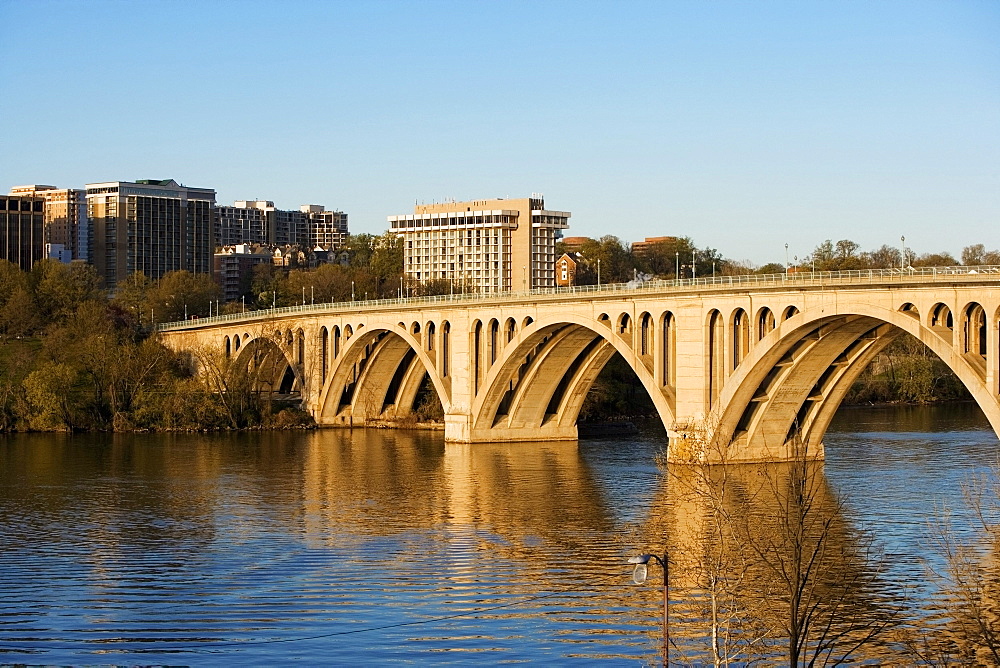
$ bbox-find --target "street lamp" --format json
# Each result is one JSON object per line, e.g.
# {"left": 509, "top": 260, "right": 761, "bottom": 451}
{"left": 675, "top": 251, "right": 679, "bottom": 280}
{"left": 785, "top": 243, "right": 789, "bottom": 273}
{"left": 900, "top": 235, "right": 906, "bottom": 271}
{"left": 597, "top": 258, "right": 602, "bottom": 287}
{"left": 630, "top": 553, "right": 670, "bottom": 663}
{"left": 351, "top": 280, "right": 355, "bottom": 302}
{"left": 691, "top": 250, "right": 697, "bottom": 280}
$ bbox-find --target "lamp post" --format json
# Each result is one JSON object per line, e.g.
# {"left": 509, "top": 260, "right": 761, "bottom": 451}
{"left": 522, "top": 265, "right": 527, "bottom": 293}
{"left": 900, "top": 235, "right": 906, "bottom": 271}
{"left": 351, "top": 281, "right": 355, "bottom": 302}
{"left": 597, "top": 258, "right": 602, "bottom": 287}
{"left": 785, "top": 243, "right": 789, "bottom": 273}
{"left": 675, "top": 251, "right": 679, "bottom": 280}
{"left": 691, "top": 250, "right": 697, "bottom": 280}
{"left": 630, "top": 553, "right": 669, "bottom": 663}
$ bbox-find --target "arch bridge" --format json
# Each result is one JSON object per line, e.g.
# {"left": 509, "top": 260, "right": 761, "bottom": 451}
{"left": 158, "top": 267, "right": 1000, "bottom": 462}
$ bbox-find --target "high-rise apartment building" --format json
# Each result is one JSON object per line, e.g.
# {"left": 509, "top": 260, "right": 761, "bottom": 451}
{"left": 86, "top": 179, "right": 215, "bottom": 288}
{"left": 216, "top": 200, "right": 274, "bottom": 247}
{"left": 8, "top": 185, "right": 88, "bottom": 260}
{"left": 216, "top": 201, "right": 348, "bottom": 249}
{"left": 301, "top": 204, "right": 348, "bottom": 249}
{"left": 0, "top": 193, "right": 44, "bottom": 271}
{"left": 274, "top": 208, "right": 307, "bottom": 247}
{"left": 388, "top": 195, "right": 569, "bottom": 292}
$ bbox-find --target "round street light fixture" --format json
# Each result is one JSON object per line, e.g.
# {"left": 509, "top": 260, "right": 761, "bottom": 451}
{"left": 629, "top": 552, "right": 670, "bottom": 663}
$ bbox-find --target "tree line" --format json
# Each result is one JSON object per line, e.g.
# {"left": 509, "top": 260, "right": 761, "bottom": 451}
{"left": 559, "top": 235, "right": 999, "bottom": 284}
{"left": 0, "top": 259, "right": 304, "bottom": 432}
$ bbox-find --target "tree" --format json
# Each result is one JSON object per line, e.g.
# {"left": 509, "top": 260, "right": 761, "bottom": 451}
{"left": 663, "top": 428, "right": 899, "bottom": 665}
{"left": 250, "top": 262, "right": 281, "bottom": 308}
{"left": 811, "top": 240, "right": 836, "bottom": 271}
{"left": 636, "top": 236, "right": 696, "bottom": 278}
{"left": 576, "top": 235, "right": 634, "bottom": 284}
{"left": 743, "top": 439, "right": 899, "bottom": 665}
{"left": 113, "top": 272, "right": 152, "bottom": 327}
{"left": 962, "top": 244, "right": 1000, "bottom": 267}
{"left": 30, "top": 259, "right": 103, "bottom": 325}
{"left": 22, "top": 361, "right": 78, "bottom": 430}
{"left": 0, "top": 287, "right": 42, "bottom": 338}
{"left": 862, "top": 245, "right": 901, "bottom": 270}
{"left": 145, "top": 270, "right": 222, "bottom": 322}
{"left": 913, "top": 252, "right": 958, "bottom": 267}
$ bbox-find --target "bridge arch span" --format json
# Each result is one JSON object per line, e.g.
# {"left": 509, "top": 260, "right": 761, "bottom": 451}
{"left": 230, "top": 332, "right": 304, "bottom": 397}
{"left": 703, "top": 300, "right": 1000, "bottom": 463}
{"left": 467, "top": 312, "right": 676, "bottom": 443}
{"left": 316, "top": 319, "right": 450, "bottom": 427}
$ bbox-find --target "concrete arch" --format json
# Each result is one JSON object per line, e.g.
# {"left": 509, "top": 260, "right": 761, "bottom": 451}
{"left": 705, "top": 302, "right": 1000, "bottom": 462}
{"left": 232, "top": 334, "right": 304, "bottom": 396}
{"left": 316, "top": 321, "right": 450, "bottom": 426}
{"left": 469, "top": 313, "right": 676, "bottom": 442}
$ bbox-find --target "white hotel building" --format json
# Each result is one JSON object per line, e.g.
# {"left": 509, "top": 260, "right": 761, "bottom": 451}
{"left": 388, "top": 196, "right": 570, "bottom": 293}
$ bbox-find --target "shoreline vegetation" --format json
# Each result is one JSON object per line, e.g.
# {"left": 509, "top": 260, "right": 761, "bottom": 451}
{"left": 0, "top": 235, "right": 991, "bottom": 434}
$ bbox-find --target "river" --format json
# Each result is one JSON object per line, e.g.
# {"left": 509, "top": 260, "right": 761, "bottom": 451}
{"left": 0, "top": 403, "right": 995, "bottom": 665}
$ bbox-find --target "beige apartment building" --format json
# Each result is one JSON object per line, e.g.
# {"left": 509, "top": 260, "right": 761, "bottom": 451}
{"left": 8, "top": 185, "right": 87, "bottom": 259}
{"left": 301, "top": 204, "right": 348, "bottom": 249}
{"left": 216, "top": 201, "right": 347, "bottom": 249}
{"left": 86, "top": 179, "right": 215, "bottom": 288}
{"left": 388, "top": 195, "right": 570, "bottom": 293}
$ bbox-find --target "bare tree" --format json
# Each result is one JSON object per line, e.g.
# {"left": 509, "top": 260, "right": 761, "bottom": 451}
{"left": 740, "top": 436, "right": 900, "bottom": 666}
{"left": 911, "top": 471, "right": 1000, "bottom": 665}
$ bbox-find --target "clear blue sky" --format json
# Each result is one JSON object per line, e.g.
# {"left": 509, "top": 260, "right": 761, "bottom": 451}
{"left": 2, "top": 0, "right": 997, "bottom": 266}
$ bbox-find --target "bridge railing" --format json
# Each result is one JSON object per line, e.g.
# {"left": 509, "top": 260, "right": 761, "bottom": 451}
{"left": 155, "top": 265, "right": 1000, "bottom": 331}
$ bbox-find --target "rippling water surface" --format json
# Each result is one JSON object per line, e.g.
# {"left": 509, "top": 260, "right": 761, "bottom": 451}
{"left": 0, "top": 403, "right": 995, "bottom": 665}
